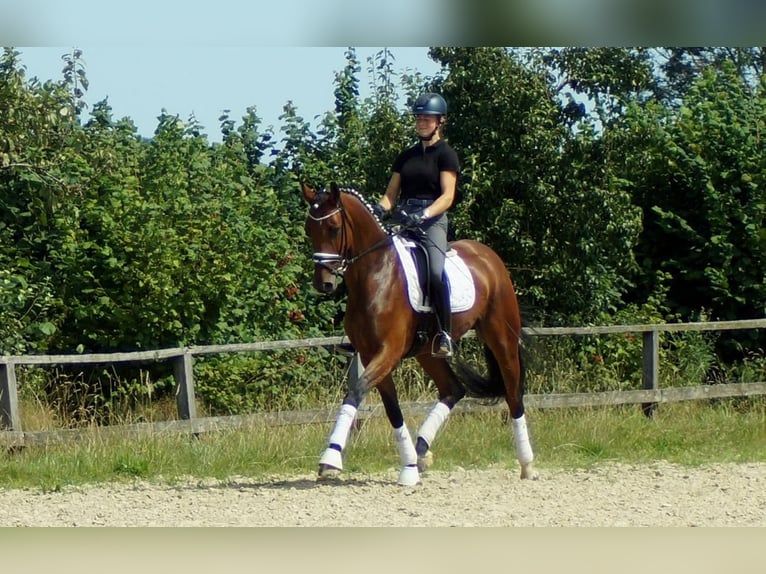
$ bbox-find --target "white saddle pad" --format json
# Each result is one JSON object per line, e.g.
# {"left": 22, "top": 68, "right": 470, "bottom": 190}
{"left": 392, "top": 235, "right": 476, "bottom": 313}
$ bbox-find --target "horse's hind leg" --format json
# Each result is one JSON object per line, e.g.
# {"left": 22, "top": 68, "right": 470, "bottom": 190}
{"left": 479, "top": 317, "right": 537, "bottom": 480}
{"left": 509, "top": 401, "right": 535, "bottom": 479}
{"left": 413, "top": 356, "right": 466, "bottom": 472}
{"left": 500, "top": 349, "right": 536, "bottom": 479}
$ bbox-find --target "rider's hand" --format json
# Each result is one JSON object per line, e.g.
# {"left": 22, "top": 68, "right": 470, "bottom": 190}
{"left": 372, "top": 203, "right": 387, "bottom": 220}
{"left": 403, "top": 210, "right": 424, "bottom": 228}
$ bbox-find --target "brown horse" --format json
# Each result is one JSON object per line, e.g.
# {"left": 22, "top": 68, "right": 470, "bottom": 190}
{"left": 301, "top": 182, "right": 535, "bottom": 485}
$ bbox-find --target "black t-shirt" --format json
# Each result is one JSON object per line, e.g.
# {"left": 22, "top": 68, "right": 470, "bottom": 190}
{"left": 392, "top": 140, "right": 460, "bottom": 201}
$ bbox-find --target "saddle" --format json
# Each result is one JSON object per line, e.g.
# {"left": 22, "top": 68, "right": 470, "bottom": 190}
{"left": 392, "top": 233, "right": 476, "bottom": 313}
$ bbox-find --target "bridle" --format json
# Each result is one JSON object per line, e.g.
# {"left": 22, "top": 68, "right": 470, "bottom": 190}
{"left": 308, "top": 203, "right": 350, "bottom": 276}
{"left": 307, "top": 192, "right": 392, "bottom": 278}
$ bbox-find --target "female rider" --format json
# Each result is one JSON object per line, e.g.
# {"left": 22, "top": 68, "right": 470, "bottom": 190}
{"left": 373, "top": 92, "right": 460, "bottom": 358}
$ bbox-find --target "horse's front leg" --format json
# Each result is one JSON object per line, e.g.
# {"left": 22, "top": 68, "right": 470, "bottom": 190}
{"left": 413, "top": 355, "right": 466, "bottom": 473}
{"left": 318, "top": 351, "right": 401, "bottom": 481}
{"left": 317, "top": 399, "right": 358, "bottom": 480}
{"left": 376, "top": 374, "right": 419, "bottom": 486}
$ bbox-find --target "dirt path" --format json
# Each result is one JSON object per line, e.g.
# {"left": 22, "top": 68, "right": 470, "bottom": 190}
{"left": 2, "top": 461, "right": 764, "bottom": 526}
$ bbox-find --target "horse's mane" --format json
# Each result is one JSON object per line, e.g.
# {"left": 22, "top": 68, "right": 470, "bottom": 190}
{"left": 323, "top": 185, "right": 389, "bottom": 230}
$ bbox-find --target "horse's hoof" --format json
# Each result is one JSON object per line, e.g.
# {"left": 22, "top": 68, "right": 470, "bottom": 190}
{"left": 520, "top": 463, "right": 539, "bottom": 480}
{"left": 318, "top": 446, "right": 343, "bottom": 470}
{"left": 317, "top": 464, "right": 343, "bottom": 481}
{"left": 398, "top": 465, "right": 420, "bottom": 486}
{"left": 417, "top": 450, "right": 434, "bottom": 473}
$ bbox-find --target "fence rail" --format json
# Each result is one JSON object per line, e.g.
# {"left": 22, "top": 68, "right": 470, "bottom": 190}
{"left": 2, "top": 319, "right": 765, "bottom": 447}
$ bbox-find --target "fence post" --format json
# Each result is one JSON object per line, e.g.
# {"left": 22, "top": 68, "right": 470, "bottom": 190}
{"left": 174, "top": 350, "right": 197, "bottom": 420}
{"left": 641, "top": 330, "right": 659, "bottom": 417}
{"left": 0, "top": 361, "right": 21, "bottom": 431}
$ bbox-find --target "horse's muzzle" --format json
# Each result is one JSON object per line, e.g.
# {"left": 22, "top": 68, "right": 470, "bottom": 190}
{"left": 313, "top": 269, "right": 339, "bottom": 294}
{"left": 315, "top": 279, "right": 337, "bottom": 294}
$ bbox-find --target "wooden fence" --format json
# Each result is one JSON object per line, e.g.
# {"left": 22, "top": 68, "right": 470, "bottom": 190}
{"left": 1, "top": 319, "right": 765, "bottom": 447}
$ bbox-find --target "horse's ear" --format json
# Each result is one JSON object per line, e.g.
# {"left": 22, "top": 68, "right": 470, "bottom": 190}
{"left": 300, "top": 183, "right": 316, "bottom": 204}
{"left": 329, "top": 182, "right": 340, "bottom": 202}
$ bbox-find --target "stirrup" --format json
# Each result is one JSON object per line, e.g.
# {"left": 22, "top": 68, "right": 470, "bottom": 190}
{"left": 431, "top": 332, "right": 453, "bottom": 358}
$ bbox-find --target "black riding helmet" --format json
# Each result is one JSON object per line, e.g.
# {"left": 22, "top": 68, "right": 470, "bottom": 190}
{"left": 412, "top": 93, "right": 447, "bottom": 116}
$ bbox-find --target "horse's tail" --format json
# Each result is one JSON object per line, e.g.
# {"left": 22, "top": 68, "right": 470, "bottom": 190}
{"left": 453, "top": 335, "right": 528, "bottom": 400}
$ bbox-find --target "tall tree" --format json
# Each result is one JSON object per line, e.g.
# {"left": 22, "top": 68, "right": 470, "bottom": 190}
{"left": 431, "top": 47, "right": 642, "bottom": 324}
{"left": 612, "top": 59, "right": 766, "bottom": 354}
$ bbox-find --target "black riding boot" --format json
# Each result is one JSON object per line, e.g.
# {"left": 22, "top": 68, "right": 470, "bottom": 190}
{"left": 431, "top": 280, "right": 453, "bottom": 358}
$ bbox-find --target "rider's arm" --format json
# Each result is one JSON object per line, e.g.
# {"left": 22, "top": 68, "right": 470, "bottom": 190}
{"left": 423, "top": 170, "right": 457, "bottom": 219}
{"left": 379, "top": 172, "right": 401, "bottom": 212}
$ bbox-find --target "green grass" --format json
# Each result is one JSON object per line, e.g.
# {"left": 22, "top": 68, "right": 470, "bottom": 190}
{"left": 528, "top": 400, "right": 766, "bottom": 468}
{"left": 2, "top": 399, "right": 764, "bottom": 491}
{"left": 5, "top": 327, "right": 763, "bottom": 491}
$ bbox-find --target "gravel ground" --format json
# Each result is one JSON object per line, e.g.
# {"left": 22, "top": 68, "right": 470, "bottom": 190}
{"left": 2, "top": 461, "right": 765, "bottom": 526}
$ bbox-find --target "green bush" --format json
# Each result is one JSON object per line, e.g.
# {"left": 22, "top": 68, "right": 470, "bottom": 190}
{"left": 193, "top": 348, "right": 349, "bottom": 415}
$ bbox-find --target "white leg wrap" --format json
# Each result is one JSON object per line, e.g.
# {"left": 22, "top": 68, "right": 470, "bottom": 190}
{"left": 327, "top": 403, "right": 357, "bottom": 451}
{"left": 319, "top": 404, "right": 357, "bottom": 469}
{"left": 417, "top": 401, "right": 451, "bottom": 448}
{"left": 394, "top": 424, "right": 420, "bottom": 486}
{"left": 511, "top": 414, "right": 534, "bottom": 465}
{"left": 318, "top": 445, "right": 343, "bottom": 469}
{"left": 394, "top": 424, "right": 418, "bottom": 467}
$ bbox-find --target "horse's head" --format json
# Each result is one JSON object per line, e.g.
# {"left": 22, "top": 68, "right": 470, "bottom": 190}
{"left": 301, "top": 182, "right": 348, "bottom": 294}
{"left": 302, "top": 182, "right": 389, "bottom": 295}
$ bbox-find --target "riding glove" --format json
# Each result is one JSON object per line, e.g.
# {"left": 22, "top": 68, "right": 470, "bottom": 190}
{"left": 372, "top": 203, "right": 387, "bottom": 220}
{"left": 403, "top": 210, "right": 425, "bottom": 228}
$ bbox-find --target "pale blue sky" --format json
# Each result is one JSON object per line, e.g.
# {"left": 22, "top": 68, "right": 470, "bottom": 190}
{"left": 2, "top": 1, "right": 760, "bottom": 48}
{"left": 15, "top": 46, "right": 443, "bottom": 142}
{"left": 6, "top": 0, "right": 758, "bottom": 144}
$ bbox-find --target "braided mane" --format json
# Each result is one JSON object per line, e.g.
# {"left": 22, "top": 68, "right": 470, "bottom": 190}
{"left": 325, "top": 185, "right": 389, "bottom": 231}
